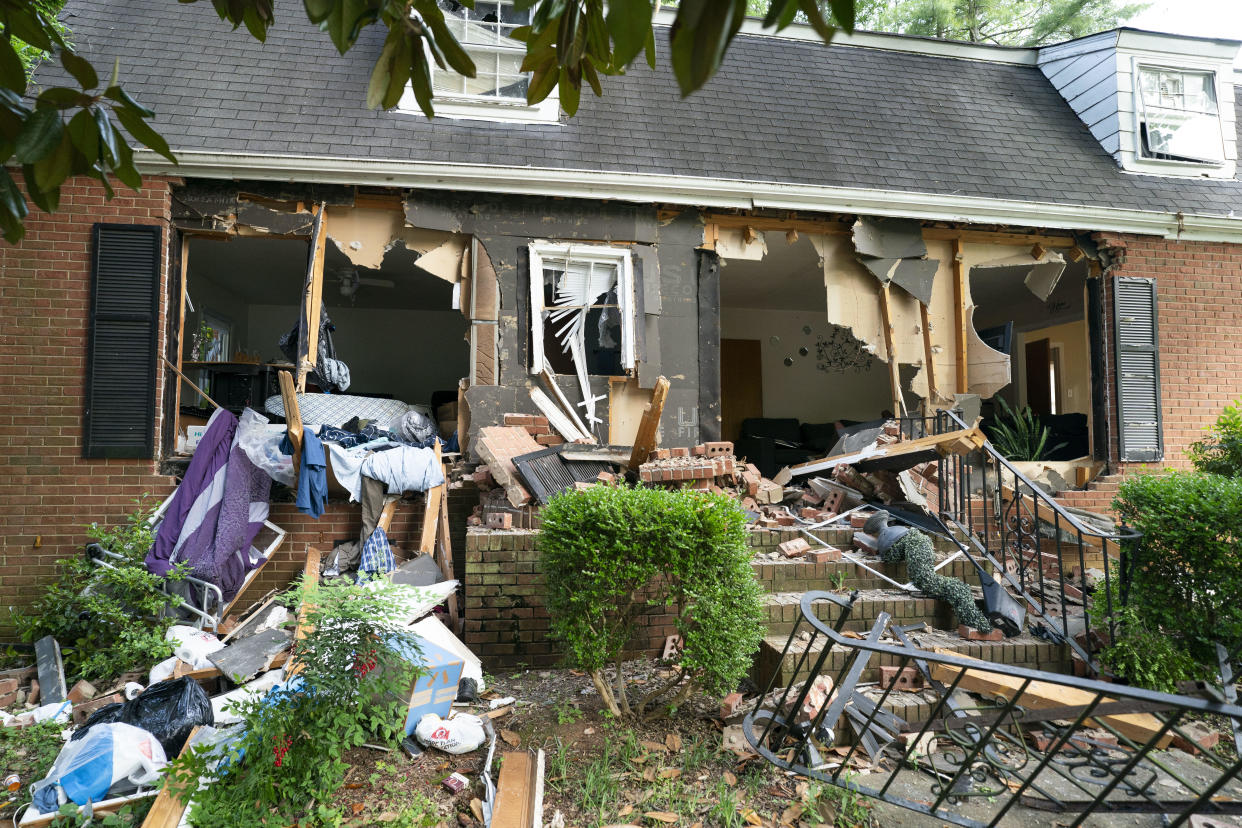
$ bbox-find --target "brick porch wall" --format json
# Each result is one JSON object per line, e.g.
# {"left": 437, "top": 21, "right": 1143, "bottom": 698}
{"left": 1095, "top": 234, "right": 1242, "bottom": 473}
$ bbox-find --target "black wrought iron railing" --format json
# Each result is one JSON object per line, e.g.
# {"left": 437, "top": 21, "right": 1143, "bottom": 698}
{"left": 745, "top": 591, "right": 1242, "bottom": 828}
{"left": 920, "top": 408, "right": 1139, "bottom": 669}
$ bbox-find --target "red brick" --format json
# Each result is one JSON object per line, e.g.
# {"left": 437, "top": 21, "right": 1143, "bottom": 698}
{"left": 778, "top": 538, "right": 810, "bottom": 557}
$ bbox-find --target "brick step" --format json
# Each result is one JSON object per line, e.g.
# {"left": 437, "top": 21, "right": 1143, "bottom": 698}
{"left": 753, "top": 628, "right": 1071, "bottom": 688}
{"left": 762, "top": 591, "right": 953, "bottom": 636}
{"left": 750, "top": 557, "right": 979, "bottom": 594}
{"left": 749, "top": 527, "right": 960, "bottom": 555}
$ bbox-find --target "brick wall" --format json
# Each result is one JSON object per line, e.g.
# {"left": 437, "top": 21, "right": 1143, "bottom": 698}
{"left": 0, "top": 175, "right": 181, "bottom": 628}
{"left": 0, "top": 174, "right": 477, "bottom": 630}
{"left": 1096, "top": 234, "right": 1242, "bottom": 471}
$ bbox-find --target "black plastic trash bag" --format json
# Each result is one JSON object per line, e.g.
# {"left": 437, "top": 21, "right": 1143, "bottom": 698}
{"left": 71, "top": 677, "right": 214, "bottom": 756}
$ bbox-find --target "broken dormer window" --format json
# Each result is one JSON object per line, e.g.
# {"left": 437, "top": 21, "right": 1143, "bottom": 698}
{"left": 1137, "top": 67, "right": 1225, "bottom": 164}
{"left": 434, "top": 0, "right": 531, "bottom": 101}
{"left": 528, "top": 243, "right": 636, "bottom": 378}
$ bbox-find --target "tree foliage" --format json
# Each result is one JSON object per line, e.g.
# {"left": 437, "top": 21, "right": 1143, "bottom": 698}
{"left": 539, "top": 484, "right": 765, "bottom": 720}
{"left": 1188, "top": 399, "right": 1242, "bottom": 478}
{"left": 850, "top": 0, "right": 1145, "bottom": 45}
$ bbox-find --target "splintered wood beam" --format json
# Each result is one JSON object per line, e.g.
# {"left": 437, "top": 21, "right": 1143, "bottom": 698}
{"left": 375, "top": 499, "right": 399, "bottom": 533}
{"left": 878, "top": 284, "right": 903, "bottom": 416}
{"left": 919, "top": 303, "right": 938, "bottom": 402}
{"left": 627, "top": 376, "right": 670, "bottom": 470}
{"left": 297, "top": 202, "right": 328, "bottom": 393}
{"left": 789, "top": 423, "right": 986, "bottom": 477}
{"left": 492, "top": 750, "right": 542, "bottom": 828}
{"left": 286, "top": 546, "right": 322, "bottom": 679}
{"left": 952, "top": 237, "right": 969, "bottom": 395}
{"left": 278, "top": 370, "right": 303, "bottom": 480}
{"left": 173, "top": 236, "right": 189, "bottom": 423}
{"left": 139, "top": 727, "right": 200, "bottom": 828}
{"left": 929, "top": 648, "right": 1171, "bottom": 747}
{"left": 419, "top": 440, "right": 445, "bottom": 555}
{"left": 436, "top": 471, "right": 459, "bottom": 624}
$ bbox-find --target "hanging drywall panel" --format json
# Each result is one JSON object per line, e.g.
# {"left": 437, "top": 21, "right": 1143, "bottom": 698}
{"left": 414, "top": 234, "right": 470, "bottom": 284}
{"left": 715, "top": 227, "right": 768, "bottom": 261}
{"left": 812, "top": 233, "right": 886, "bottom": 361}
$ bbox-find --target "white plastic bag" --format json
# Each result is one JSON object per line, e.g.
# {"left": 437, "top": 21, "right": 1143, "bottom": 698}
{"left": 414, "top": 713, "right": 486, "bottom": 754}
{"left": 30, "top": 723, "right": 167, "bottom": 809}
{"left": 165, "top": 625, "right": 224, "bottom": 670}
{"left": 237, "top": 408, "right": 296, "bottom": 486}
{"left": 148, "top": 656, "right": 177, "bottom": 685}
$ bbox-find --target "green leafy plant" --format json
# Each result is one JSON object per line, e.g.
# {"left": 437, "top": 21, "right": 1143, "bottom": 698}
{"left": 1189, "top": 400, "right": 1242, "bottom": 477}
{"left": 164, "top": 576, "right": 426, "bottom": 828}
{"left": 45, "top": 801, "right": 150, "bottom": 826}
{"left": 989, "top": 397, "right": 1065, "bottom": 461}
{"left": 1112, "top": 471, "right": 1242, "bottom": 667}
{"left": 539, "top": 485, "right": 765, "bottom": 720}
{"left": 0, "top": 720, "right": 62, "bottom": 819}
{"left": 12, "top": 501, "right": 182, "bottom": 684}
{"left": 804, "top": 774, "right": 874, "bottom": 827}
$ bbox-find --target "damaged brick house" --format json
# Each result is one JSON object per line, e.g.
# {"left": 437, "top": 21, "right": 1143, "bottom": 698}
{"left": 2, "top": 0, "right": 1242, "bottom": 649}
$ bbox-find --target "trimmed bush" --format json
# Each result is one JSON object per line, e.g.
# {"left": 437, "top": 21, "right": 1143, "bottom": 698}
{"left": 1189, "top": 399, "right": 1242, "bottom": 477}
{"left": 1111, "top": 471, "right": 1242, "bottom": 666}
{"left": 539, "top": 484, "right": 764, "bottom": 719}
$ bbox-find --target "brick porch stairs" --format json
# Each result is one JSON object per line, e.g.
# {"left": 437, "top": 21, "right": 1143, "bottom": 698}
{"left": 1051, "top": 473, "right": 1125, "bottom": 517}
{"left": 749, "top": 527, "right": 1072, "bottom": 690}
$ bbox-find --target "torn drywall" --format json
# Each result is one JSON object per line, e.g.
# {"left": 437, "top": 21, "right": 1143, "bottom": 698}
{"left": 851, "top": 216, "right": 940, "bottom": 307}
{"left": 970, "top": 250, "right": 1068, "bottom": 303}
{"left": 714, "top": 226, "right": 768, "bottom": 261}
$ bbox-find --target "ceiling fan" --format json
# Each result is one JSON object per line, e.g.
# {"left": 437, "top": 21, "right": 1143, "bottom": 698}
{"left": 336, "top": 267, "right": 395, "bottom": 303}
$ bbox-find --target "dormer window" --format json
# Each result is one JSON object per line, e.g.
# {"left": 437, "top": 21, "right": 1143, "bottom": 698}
{"left": 433, "top": 1, "right": 530, "bottom": 102}
{"left": 399, "top": 0, "right": 559, "bottom": 123}
{"left": 1136, "top": 66, "right": 1225, "bottom": 164}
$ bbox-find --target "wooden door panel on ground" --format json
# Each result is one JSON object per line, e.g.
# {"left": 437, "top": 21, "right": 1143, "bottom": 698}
{"left": 722, "top": 338, "right": 763, "bottom": 444}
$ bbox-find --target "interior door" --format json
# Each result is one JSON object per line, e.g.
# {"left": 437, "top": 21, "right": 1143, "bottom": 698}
{"left": 1025, "top": 337, "right": 1052, "bottom": 416}
{"left": 721, "top": 338, "right": 763, "bottom": 443}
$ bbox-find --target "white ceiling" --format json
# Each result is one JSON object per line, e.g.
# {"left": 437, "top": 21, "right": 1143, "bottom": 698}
{"left": 719, "top": 231, "right": 825, "bottom": 311}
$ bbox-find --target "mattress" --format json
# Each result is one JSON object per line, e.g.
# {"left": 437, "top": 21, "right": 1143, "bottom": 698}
{"left": 264, "top": 393, "right": 429, "bottom": 429}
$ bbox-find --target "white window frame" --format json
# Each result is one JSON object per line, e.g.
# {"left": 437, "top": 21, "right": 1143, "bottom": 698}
{"left": 398, "top": 2, "right": 559, "bottom": 124}
{"left": 1131, "top": 59, "right": 1228, "bottom": 169}
{"left": 527, "top": 241, "right": 636, "bottom": 377}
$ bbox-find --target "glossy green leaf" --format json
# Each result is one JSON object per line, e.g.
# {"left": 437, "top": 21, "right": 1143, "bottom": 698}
{"left": 644, "top": 26, "right": 656, "bottom": 70}
{"left": 22, "top": 163, "right": 57, "bottom": 213}
{"left": 114, "top": 105, "right": 176, "bottom": 163}
{"left": 0, "top": 166, "right": 28, "bottom": 243}
{"left": 509, "top": 24, "right": 532, "bottom": 43}
{"left": 558, "top": 66, "right": 580, "bottom": 116}
{"left": 763, "top": 0, "right": 799, "bottom": 29}
{"left": 108, "top": 128, "right": 142, "bottom": 190}
{"left": 103, "top": 85, "right": 156, "bottom": 118}
{"left": 67, "top": 110, "right": 99, "bottom": 165}
{"left": 797, "top": 0, "right": 837, "bottom": 41}
{"left": 303, "top": 0, "right": 336, "bottom": 23}
{"left": 606, "top": 0, "right": 652, "bottom": 67}
{"left": 60, "top": 51, "right": 99, "bottom": 90}
{"left": 33, "top": 133, "right": 72, "bottom": 192}
{"left": 532, "top": 0, "right": 568, "bottom": 31}
{"left": 0, "top": 40, "right": 25, "bottom": 94}
{"left": 382, "top": 34, "right": 411, "bottom": 109}
{"left": 527, "top": 58, "right": 559, "bottom": 105}
{"left": 242, "top": 7, "right": 268, "bottom": 42}
{"left": 827, "top": 0, "right": 855, "bottom": 31}
{"left": 366, "top": 28, "right": 402, "bottom": 110}
{"left": 6, "top": 6, "right": 56, "bottom": 52}
{"left": 408, "top": 46, "right": 435, "bottom": 118}
{"left": 95, "top": 107, "right": 118, "bottom": 165}
{"left": 417, "top": 1, "right": 476, "bottom": 77}
{"left": 520, "top": 45, "right": 556, "bottom": 74}
{"left": 581, "top": 57, "right": 602, "bottom": 97}
{"left": 321, "top": 0, "right": 378, "bottom": 54}
{"left": 14, "top": 107, "right": 63, "bottom": 164}
{"left": 670, "top": 0, "right": 746, "bottom": 97}
{"left": 37, "top": 87, "right": 91, "bottom": 109}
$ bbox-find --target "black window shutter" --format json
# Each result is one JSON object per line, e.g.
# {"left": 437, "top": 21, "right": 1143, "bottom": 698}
{"left": 1113, "top": 276, "right": 1163, "bottom": 462}
{"left": 83, "top": 224, "right": 162, "bottom": 459}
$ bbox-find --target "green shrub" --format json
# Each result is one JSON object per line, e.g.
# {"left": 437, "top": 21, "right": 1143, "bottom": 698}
{"left": 1111, "top": 471, "right": 1242, "bottom": 666}
{"left": 12, "top": 501, "right": 182, "bottom": 685}
{"left": 1189, "top": 400, "right": 1242, "bottom": 477}
{"left": 539, "top": 484, "right": 765, "bottom": 719}
{"left": 1088, "top": 563, "right": 1202, "bottom": 692}
{"left": 166, "top": 577, "right": 426, "bottom": 828}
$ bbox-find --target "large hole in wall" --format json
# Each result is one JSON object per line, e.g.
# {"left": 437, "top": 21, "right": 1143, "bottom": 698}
{"left": 970, "top": 254, "right": 1092, "bottom": 461}
{"left": 717, "top": 229, "right": 897, "bottom": 473}
{"left": 175, "top": 234, "right": 468, "bottom": 447}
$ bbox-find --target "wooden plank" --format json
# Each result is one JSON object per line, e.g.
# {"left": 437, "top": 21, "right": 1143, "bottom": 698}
{"left": 922, "top": 227, "right": 1077, "bottom": 247}
{"left": 278, "top": 369, "right": 303, "bottom": 480}
{"left": 492, "top": 751, "right": 538, "bottom": 828}
{"left": 172, "top": 235, "right": 189, "bottom": 435}
{"left": 220, "top": 595, "right": 278, "bottom": 644}
{"left": 790, "top": 424, "right": 987, "bottom": 477}
{"left": 436, "top": 468, "right": 459, "bottom": 625}
{"left": 626, "top": 376, "right": 670, "bottom": 470}
{"left": 161, "top": 356, "right": 221, "bottom": 411}
{"left": 929, "top": 648, "right": 1171, "bottom": 747}
{"left": 297, "top": 203, "right": 328, "bottom": 393}
{"left": 208, "top": 628, "right": 292, "bottom": 684}
{"left": 375, "top": 499, "right": 399, "bottom": 533}
{"left": 878, "top": 283, "right": 903, "bottom": 416}
{"left": 700, "top": 213, "right": 852, "bottom": 238}
{"left": 952, "top": 238, "right": 969, "bottom": 394}
{"left": 419, "top": 441, "right": 444, "bottom": 555}
{"left": 286, "top": 546, "right": 322, "bottom": 679}
{"left": 919, "top": 303, "right": 938, "bottom": 402}
{"left": 217, "top": 548, "right": 281, "bottom": 625}
{"left": 140, "top": 727, "right": 201, "bottom": 828}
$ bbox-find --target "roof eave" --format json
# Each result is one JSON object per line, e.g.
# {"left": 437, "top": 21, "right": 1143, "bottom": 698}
{"left": 135, "top": 150, "right": 1242, "bottom": 243}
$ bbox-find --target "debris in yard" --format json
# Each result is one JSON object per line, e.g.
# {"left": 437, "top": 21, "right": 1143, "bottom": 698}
{"left": 30, "top": 722, "right": 166, "bottom": 814}
{"left": 72, "top": 676, "right": 213, "bottom": 757}
{"left": 207, "top": 627, "right": 293, "bottom": 683}
{"left": 393, "top": 630, "right": 466, "bottom": 736}
{"left": 415, "top": 712, "right": 486, "bottom": 754}
{"left": 33, "top": 637, "right": 65, "bottom": 706}
{"left": 493, "top": 749, "right": 544, "bottom": 828}
{"left": 723, "top": 724, "right": 757, "bottom": 757}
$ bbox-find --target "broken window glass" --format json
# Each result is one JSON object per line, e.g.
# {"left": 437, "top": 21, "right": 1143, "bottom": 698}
{"left": 434, "top": 0, "right": 531, "bottom": 100}
{"left": 1137, "top": 67, "right": 1224, "bottom": 164}
{"left": 528, "top": 243, "right": 635, "bottom": 380}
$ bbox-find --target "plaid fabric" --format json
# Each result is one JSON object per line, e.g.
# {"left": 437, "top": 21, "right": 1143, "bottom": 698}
{"left": 358, "top": 526, "right": 395, "bottom": 574}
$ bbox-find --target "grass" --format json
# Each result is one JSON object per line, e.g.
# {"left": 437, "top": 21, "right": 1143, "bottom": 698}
{"left": 0, "top": 720, "right": 64, "bottom": 819}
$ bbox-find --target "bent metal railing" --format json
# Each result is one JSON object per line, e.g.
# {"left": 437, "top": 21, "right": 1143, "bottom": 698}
{"left": 927, "top": 409, "right": 1141, "bottom": 669}
{"left": 745, "top": 591, "right": 1242, "bottom": 828}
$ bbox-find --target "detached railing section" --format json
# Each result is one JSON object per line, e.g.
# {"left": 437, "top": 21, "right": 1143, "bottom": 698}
{"left": 923, "top": 409, "right": 1139, "bottom": 668}
{"left": 745, "top": 592, "right": 1242, "bottom": 828}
